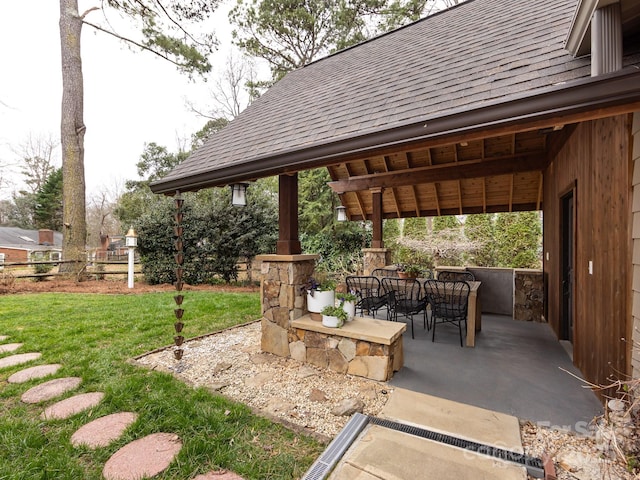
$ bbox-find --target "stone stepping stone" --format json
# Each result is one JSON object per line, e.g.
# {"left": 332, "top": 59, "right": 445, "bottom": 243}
{"left": 71, "top": 412, "right": 138, "bottom": 448}
{"left": 21, "top": 377, "right": 82, "bottom": 404}
{"left": 41, "top": 391, "right": 105, "bottom": 420}
{"left": 0, "top": 352, "right": 41, "bottom": 369}
{"left": 102, "top": 433, "right": 182, "bottom": 480}
{"left": 0, "top": 335, "right": 8, "bottom": 341}
{"left": 0, "top": 343, "right": 21, "bottom": 353}
{"left": 8, "top": 364, "right": 62, "bottom": 384}
{"left": 194, "top": 471, "right": 246, "bottom": 480}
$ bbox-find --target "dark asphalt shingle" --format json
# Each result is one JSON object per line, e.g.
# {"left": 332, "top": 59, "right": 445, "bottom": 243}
{"left": 154, "top": 0, "right": 636, "bottom": 189}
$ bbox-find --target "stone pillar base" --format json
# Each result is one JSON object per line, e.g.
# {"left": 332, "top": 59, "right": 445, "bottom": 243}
{"left": 256, "top": 254, "right": 318, "bottom": 356}
{"left": 362, "top": 248, "right": 391, "bottom": 275}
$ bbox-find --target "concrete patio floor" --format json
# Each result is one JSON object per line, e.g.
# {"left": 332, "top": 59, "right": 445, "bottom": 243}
{"left": 389, "top": 313, "right": 604, "bottom": 432}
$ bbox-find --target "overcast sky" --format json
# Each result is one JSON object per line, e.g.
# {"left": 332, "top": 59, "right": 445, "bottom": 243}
{"left": 0, "top": 0, "right": 239, "bottom": 199}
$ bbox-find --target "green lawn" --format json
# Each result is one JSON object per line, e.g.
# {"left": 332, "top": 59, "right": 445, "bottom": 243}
{"left": 0, "top": 291, "right": 323, "bottom": 479}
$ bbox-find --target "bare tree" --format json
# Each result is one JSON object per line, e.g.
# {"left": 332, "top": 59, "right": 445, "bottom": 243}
{"left": 12, "top": 134, "right": 60, "bottom": 194}
{"left": 86, "top": 185, "right": 122, "bottom": 248}
{"left": 188, "top": 52, "right": 260, "bottom": 121}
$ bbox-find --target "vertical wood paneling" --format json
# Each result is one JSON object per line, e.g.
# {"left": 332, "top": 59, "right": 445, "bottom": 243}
{"left": 544, "top": 115, "right": 632, "bottom": 393}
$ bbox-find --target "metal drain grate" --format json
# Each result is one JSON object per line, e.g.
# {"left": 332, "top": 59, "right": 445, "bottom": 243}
{"left": 301, "top": 413, "right": 369, "bottom": 480}
{"left": 369, "top": 416, "right": 544, "bottom": 478}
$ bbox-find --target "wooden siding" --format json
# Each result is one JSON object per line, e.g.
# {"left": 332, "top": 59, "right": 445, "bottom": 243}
{"left": 543, "top": 115, "right": 633, "bottom": 393}
{"left": 631, "top": 112, "right": 640, "bottom": 378}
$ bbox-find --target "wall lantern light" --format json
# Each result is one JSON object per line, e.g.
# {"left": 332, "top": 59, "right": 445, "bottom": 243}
{"left": 336, "top": 205, "right": 347, "bottom": 222}
{"left": 231, "top": 183, "right": 249, "bottom": 207}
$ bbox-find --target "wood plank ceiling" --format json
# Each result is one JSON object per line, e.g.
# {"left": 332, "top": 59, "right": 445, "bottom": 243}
{"left": 327, "top": 129, "right": 550, "bottom": 221}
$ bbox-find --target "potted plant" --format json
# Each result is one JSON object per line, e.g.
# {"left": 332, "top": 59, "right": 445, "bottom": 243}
{"left": 303, "top": 276, "right": 337, "bottom": 315}
{"left": 399, "top": 264, "right": 422, "bottom": 279}
{"left": 336, "top": 292, "right": 357, "bottom": 321}
{"left": 321, "top": 305, "right": 348, "bottom": 328}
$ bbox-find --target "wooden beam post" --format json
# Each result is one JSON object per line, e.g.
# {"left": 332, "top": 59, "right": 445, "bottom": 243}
{"left": 277, "top": 174, "right": 302, "bottom": 255}
{"left": 372, "top": 187, "right": 384, "bottom": 248}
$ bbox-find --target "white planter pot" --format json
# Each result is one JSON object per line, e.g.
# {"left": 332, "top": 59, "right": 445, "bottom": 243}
{"left": 322, "top": 314, "right": 342, "bottom": 328}
{"left": 342, "top": 301, "right": 356, "bottom": 321}
{"left": 307, "top": 290, "right": 335, "bottom": 313}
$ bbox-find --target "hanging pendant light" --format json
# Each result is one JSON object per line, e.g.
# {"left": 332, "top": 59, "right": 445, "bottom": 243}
{"left": 336, "top": 205, "right": 347, "bottom": 222}
{"left": 230, "top": 183, "right": 249, "bottom": 206}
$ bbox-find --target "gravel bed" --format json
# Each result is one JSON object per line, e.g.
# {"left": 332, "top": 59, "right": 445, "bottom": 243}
{"left": 134, "top": 321, "right": 635, "bottom": 479}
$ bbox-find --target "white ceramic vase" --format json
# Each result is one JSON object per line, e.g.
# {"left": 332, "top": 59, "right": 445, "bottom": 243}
{"left": 307, "top": 290, "right": 335, "bottom": 313}
{"left": 342, "top": 300, "right": 356, "bottom": 321}
{"left": 322, "top": 314, "right": 342, "bottom": 328}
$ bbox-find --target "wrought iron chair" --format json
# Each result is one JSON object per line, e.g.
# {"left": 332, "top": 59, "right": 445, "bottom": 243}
{"left": 423, "top": 279, "right": 471, "bottom": 347}
{"left": 381, "top": 277, "right": 428, "bottom": 339}
{"left": 371, "top": 267, "right": 400, "bottom": 278}
{"left": 345, "top": 276, "right": 388, "bottom": 319}
{"left": 437, "top": 270, "right": 475, "bottom": 282}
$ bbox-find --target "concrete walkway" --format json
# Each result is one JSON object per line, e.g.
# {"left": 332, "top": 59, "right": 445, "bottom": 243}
{"left": 329, "top": 388, "right": 528, "bottom": 479}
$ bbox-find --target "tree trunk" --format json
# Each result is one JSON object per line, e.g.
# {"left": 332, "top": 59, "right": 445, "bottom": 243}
{"left": 59, "top": 0, "right": 87, "bottom": 276}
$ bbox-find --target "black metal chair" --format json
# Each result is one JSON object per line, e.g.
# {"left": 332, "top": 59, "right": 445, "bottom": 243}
{"left": 371, "top": 267, "right": 400, "bottom": 278}
{"left": 437, "top": 270, "right": 475, "bottom": 282}
{"left": 345, "top": 276, "right": 388, "bottom": 319}
{"left": 423, "top": 279, "right": 470, "bottom": 347}
{"left": 381, "top": 277, "right": 428, "bottom": 339}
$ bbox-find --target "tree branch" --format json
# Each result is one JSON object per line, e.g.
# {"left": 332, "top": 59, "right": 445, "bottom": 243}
{"left": 82, "top": 19, "right": 186, "bottom": 69}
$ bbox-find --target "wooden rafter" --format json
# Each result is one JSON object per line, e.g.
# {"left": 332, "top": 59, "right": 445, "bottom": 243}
{"left": 536, "top": 172, "right": 543, "bottom": 210}
{"left": 381, "top": 155, "right": 402, "bottom": 217}
{"left": 401, "top": 152, "right": 421, "bottom": 216}
{"left": 433, "top": 183, "right": 441, "bottom": 216}
{"left": 344, "top": 163, "right": 367, "bottom": 219}
{"left": 329, "top": 154, "right": 546, "bottom": 193}
{"left": 482, "top": 178, "right": 487, "bottom": 213}
{"left": 509, "top": 174, "right": 514, "bottom": 212}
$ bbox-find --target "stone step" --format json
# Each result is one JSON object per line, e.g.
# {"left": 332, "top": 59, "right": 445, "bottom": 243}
{"left": 102, "top": 433, "right": 182, "bottom": 480}
{"left": 0, "top": 352, "right": 41, "bottom": 369}
{"left": 71, "top": 412, "right": 138, "bottom": 449}
{"left": 41, "top": 392, "right": 105, "bottom": 420}
{"left": 21, "top": 377, "right": 82, "bottom": 404}
{"left": 0, "top": 343, "right": 22, "bottom": 353}
{"left": 0, "top": 335, "right": 8, "bottom": 341}
{"left": 8, "top": 364, "right": 62, "bottom": 384}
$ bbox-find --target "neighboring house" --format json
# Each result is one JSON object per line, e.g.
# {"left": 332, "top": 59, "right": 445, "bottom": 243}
{"left": 151, "top": 0, "right": 640, "bottom": 397}
{"left": 0, "top": 227, "right": 63, "bottom": 263}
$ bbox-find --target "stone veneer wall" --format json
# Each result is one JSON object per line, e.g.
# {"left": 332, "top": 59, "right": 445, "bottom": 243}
{"left": 288, "top": 329, "right": 402, "bottom": 382}
{"left": 258, "top": 255, "right": 317, "bottom": 357}
{"left": 513, "top": 269, "right": 544, "bottom": 322}
{"left": 362, "top": 248, "right": 391, "bottom": 275}
{"left": 631, "top": 112, "right": 640, "bottom": 378}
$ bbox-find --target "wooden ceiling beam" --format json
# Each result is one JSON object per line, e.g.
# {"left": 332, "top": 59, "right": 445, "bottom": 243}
{"left": 329, "top": 154, "right": 546, "bottom": 193}
{"left": 536, "top": 172, "right": 543, "bottom": 210}
{"left": 344, "top": 163, "right": 367, "bottom": 219}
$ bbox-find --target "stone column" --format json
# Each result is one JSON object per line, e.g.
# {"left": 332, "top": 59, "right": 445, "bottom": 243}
{"left": 256, "top": 254, "right": 318, "bottom": 357}
{"left": 362, "top": 248, "right": 391, "bottom": 275}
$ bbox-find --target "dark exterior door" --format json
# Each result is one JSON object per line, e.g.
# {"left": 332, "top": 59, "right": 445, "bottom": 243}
{"left": 560, "top": 191, "right": 574, "bottom": 343}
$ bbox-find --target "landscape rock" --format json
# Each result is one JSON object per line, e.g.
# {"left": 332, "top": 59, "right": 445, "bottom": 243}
{"left": 331, "top": 397, "right": 364, "bottom": 416}
{"left": 309, "top": 389, "right": 328, "bottom": 402}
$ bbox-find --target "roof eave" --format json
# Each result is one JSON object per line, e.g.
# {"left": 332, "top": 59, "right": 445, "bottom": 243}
{"left": 150, "top": 67, "right": 640, "bottom": 195}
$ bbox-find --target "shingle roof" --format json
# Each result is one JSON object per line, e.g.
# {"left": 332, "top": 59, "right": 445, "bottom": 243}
{"left": 151, "top": 0, "right": 640, "bottom": 194}
{"left": 0, "top": 227, "right": 62, "bottom": 251}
